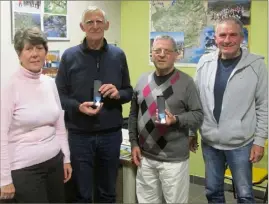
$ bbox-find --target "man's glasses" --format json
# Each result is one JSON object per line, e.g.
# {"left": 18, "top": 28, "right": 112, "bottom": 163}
{"left": 152, "top": 48, "right": 177, "bottom": 55}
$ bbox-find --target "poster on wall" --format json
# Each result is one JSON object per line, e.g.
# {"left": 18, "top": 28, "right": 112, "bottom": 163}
{"left": 207, "top": 0, "right": 251, "bottom": 26}
{"left": 11, "top": 0, "right": 69, "bottom": 41}
{"left": 149, "top": 0, "right": 251, "bottom": 67}
{"left": 42, "top": 50, "right": 61, "bottom": 78}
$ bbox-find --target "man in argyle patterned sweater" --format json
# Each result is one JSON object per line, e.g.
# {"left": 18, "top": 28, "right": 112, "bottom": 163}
{"left": 128, "top": 35, "right": 203, "bottom": 203}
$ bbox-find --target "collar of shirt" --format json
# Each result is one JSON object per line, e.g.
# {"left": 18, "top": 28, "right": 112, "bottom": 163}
{"left": 80, "top": 37, "right": 108, "bottom": 53}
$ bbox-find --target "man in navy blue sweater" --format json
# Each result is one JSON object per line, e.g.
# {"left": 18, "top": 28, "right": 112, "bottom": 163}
{"left": 55, "top": 6, "right": 133, "bottom": 203}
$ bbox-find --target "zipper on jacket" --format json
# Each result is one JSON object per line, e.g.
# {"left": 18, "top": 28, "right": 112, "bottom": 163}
{"left": 95, "top": 52, "right": 103, "bottom": 80}
{"left": 96, "top": 57, "right": 100, "bottom": 72}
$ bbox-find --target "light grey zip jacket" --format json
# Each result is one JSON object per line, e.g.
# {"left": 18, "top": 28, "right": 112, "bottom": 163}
{"left": 195, "top": 49, "right": 268, "bottom": 150}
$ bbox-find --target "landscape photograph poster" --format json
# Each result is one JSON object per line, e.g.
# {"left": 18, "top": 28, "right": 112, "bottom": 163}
{"left": 149, "top": 0, "right": 251, "bottom": 67}
{"left": 11, "top": 0, "right": 68, "bottom": 41}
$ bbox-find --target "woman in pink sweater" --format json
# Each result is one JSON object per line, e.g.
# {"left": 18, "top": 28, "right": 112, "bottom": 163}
{"left": 0, "top": 27, "right": 72, "bottom": 202}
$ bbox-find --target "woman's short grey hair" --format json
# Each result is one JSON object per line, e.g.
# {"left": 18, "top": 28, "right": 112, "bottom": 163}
{"left": 215, "top": 16, "right": 244, "bottom": 37}
{"left": 14, "top": 27, "right": 48, "bottom": 56}
{"left": 153, "top": 35, "right": 178, "bottom": 52}
{"left": 81, "top": 6, "right": 107, "bottom": 23}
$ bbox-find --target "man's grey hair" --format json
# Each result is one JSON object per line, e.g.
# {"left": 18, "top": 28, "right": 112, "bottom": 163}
{"left": 215, "top": 17, "right": 244, "bottom": 37}
{"left": 14, "top": 27, "right": 48, "bottom": 56}
{"left": 81, "top": 6, "right": 107, "bottom": 23}
{"left": 153, "top": 35, "right": 178, "bottom": 52}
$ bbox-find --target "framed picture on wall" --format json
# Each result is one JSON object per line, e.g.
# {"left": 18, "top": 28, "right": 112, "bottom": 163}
{"left": 42, "top": 50, "right": 61, "bottom": 78}
{"left": 11, "top": 0, "right": 69, "bottom": 41}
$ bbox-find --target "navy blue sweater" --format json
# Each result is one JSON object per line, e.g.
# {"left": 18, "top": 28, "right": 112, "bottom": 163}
{"left": 55, "top": 38, "right": 133, "bottom": 134}
{"left": 213, "top": 53, "right": 242, "bottom": 123}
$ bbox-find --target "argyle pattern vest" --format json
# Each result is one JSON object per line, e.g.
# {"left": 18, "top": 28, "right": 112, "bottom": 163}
{"left": 135, "top": 70, "right": 180, "bottom": 159}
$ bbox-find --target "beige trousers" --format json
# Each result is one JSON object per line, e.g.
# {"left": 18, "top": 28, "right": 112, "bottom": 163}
{"left": 136, "top": 157, "right": 189, "bottom": 203}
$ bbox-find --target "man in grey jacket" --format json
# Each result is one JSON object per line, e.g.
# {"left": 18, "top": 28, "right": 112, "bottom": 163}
{"left": 129, "top": 35, "right": 203, "bottom": 203}
{"left": 195, "top": 17, "right": 268, "bottom": 203}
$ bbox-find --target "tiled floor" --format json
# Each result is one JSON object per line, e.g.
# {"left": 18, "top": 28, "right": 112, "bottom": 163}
{"left": 63, "top": 165, "right": 267, "bottom": 203}
{"left": 188, "top": 183, "right": 265, "bottom": 203}
{"left": 116, "top": 166, "right": 267, "bottom": 203}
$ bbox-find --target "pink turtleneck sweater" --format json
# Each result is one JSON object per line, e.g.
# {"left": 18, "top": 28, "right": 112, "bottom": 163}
{"left": 1, "top": 66, "right": 70, "bottom": 187}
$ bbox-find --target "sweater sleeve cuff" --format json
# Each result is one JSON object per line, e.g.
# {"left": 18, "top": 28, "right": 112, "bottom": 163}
{"left": 130, "top": 140, "right": 139, "bottom": 149}
{"left": 118, "top": 90, "right": 128, "bottom": 103}
{"left": 119, "top": 90, "right": 125, "bottom": 98}
{"left": 63, "top": 155, "right": 71, "bottom": 163}
{"left": 61, "top": 143, "right": 71, "bottom": 163}
{"left": 253, "top": 136, "right": 266, "bottom": 147}
{"left": 1, "top": 175, "right": 12, "bottom": 187}
{"left": 177, "top": 114, "right": 185, "bottom": 125}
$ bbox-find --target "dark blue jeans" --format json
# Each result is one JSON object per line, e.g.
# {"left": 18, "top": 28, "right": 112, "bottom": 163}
{"left": 202, "top": 141, "right": 254, "bottom": 203}
{"left": 68, "top": 130, "right": 122, "bottom": 203}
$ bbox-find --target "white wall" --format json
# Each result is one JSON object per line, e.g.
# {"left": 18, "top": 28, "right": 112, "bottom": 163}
{"left": 0, "top": 1, "right": 121, "bottom": 87}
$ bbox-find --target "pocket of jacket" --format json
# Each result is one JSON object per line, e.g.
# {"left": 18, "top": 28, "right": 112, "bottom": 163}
{"left": 219, "top": 119, "right": 246, "bottom": 145}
